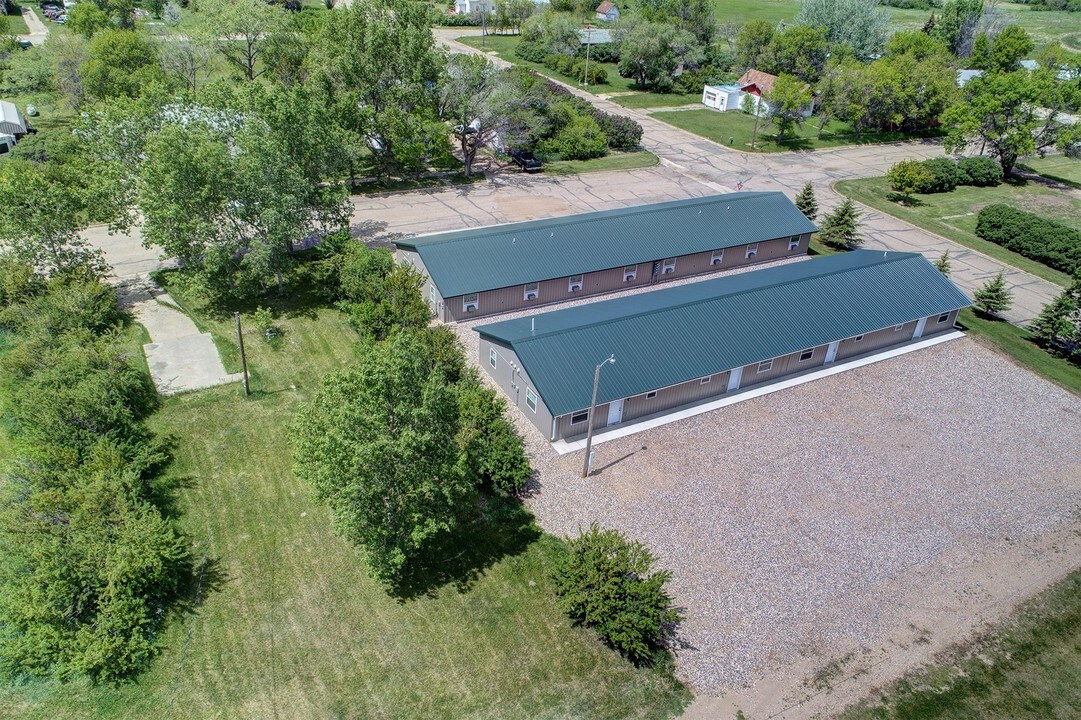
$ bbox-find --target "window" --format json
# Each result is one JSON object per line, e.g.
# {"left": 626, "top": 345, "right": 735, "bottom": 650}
{"left": 700, "top": 376, "right": 711, "bottom": 385}
{"left": 853, "top": 334, "right": 864, "bottom": 342}
{"left": 711, "top": 249, "right": 724, "bottom": 266}
{"left": 746, "top": 243, "right": 759, "bottom": 259}
{"left": 523, "top": 282, "right": 539, "bottom": 301}
{"left": 788, "top": 235, "right": 801, "bottom": 251}
{"left": 646, "top": 391, "right": 658, "bottom": 399}
{"left": 799, "top": 348, "right": 814, "bottom": 362}
{"left": 430, "top": 284, "right": 436, "bottom": 302}
{"left": 570, "top": 411, "right": 589, "bottom": 425}
{"left": 489, "top": 348, "right": 497, "bottom": 368}
{"left": 757, "top": 359, "right": 773, "bottom": 373}
{"left": 568, "top": 274, "right": 584, "bottom": 292}
{"left": 525, "top": 388, "right": 538, "bottom": 413}
{"left": 463, "top": 293, "right": 479, "bottom": 312}
{"left": 938, "top": 313, "right": 950, "bottom": 323}
{"left": 661, "top": 258, "right": 676, "bottom": 274}
{"left": 623, "top": 265, "right": 638, "bottom": 282}
{"left": 893, "top": 324, "right": 904, "bottom": 332}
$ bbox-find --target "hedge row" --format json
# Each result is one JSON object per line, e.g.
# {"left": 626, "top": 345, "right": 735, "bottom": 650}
{"left": 918, "top": 156, "right": 1004, "bottom": 193}
{"left": 542, "top": 53, "right": 608, "bottom": 85}
{"left": 975, "top": 204, "right": 1081, "bottom": 275}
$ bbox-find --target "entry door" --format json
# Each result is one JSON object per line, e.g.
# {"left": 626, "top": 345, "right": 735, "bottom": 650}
{"left": 607, "top": 398, "right": 624, "bottom": 425}
{"left": 913, "top": 317, "right": 927, "bottom": 339}
{"left": 726, "top": 367, "right": 742, "bottom": 392}
{"left": 824, "top": 341, "right": 840, "bottom": 364}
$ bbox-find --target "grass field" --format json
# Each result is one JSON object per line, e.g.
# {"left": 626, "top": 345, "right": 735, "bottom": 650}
{"left": 840, "top": 569, "right": 1081, "bottom": 719}
{"left": 544, "top": 149, "right": 659, "bottom": 175}
{"left": 835, "top": 176, "right": 1080, "bottom": 287}
{"left": 610, "top": 92, "right": 704, "bottom": 109}
{"left": 1021, "top": 155, "right": 1081, "bottom": 188}
{"left": 651, "top": 108, "right": 939, "bottom": 153}
{"left": 0, "top": 267, "right": 691, "bottom": 719}
{"left": 5, "top": 5, "right": 30, "bottom": 35}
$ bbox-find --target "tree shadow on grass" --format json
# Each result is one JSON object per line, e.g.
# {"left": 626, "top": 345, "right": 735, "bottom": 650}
{"left": 389, "top": 493, "right": 542, "bottom": 601}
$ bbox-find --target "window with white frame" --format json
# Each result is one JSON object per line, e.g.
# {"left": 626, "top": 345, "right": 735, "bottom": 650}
{"left": 568, "top": 274, "right": 584, "bottom": 292}
{"left": 430, "top": 284, "right": 436, "bottom": 302}
{"left": 746, "top": 243, "right": 759, "bottom": 259}
{"left": 523, "top": 282, "right": 540, "bottom": 301}
{"left": 938, "top": 312, "right": 950, "bottom": 323}
{"left": 646, "top": 391, "right": 658, "bottom": 399}
{"left": 853, "top": 334, "right": 865, "bottom": 342}
{"left": 799, "top": 348, "right": 814, "bottom": 362}
{"left": 700, "top": 376, "right": 711, "bottom": 384}
{"left": 570, "top": 410, "right": 589, "bottom": 425}
{"left": 526, "top": 388, "right": 538, "bottom": 412}
{"left": 463, "top": 293, "right": 479, "bottom": 312}
{"left": 711, "top": 249, "right": 724, "bottom": 266}
{"left": 661, "top": 258, "right": 676, "bottom": 274}
{"left": 489, "top": 348, "right": 497, "bottom": 368}
{"left": 757, "top": 359, "right": 773, "bottom": 373}
{"left": 788, "top": 235, "right": 801, "bottom": 250}
{"left": 893, "top": 324, "right": 904, "bottom": 332}
{"left": 623, "top": 265, "right": 638, "bottom": 282}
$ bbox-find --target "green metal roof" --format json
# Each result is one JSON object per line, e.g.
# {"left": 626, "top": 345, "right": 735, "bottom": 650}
{"left": 396, "top": 193, "right": 817, "bottom": 297}
{"left": 475, "top": 251, "right": 970, "bottom": 417}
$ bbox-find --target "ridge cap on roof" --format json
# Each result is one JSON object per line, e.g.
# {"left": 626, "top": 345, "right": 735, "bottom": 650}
{"left": 397, "top": 192, "right": 783, "bottom": 249}
{"left": 490, "top": 251, "right": 917, "bottom": 344}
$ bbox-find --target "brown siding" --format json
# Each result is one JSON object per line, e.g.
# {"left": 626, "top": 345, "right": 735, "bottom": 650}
{"left": 554, "top": 402, "right": 611, "bottom": 440}
{"left": 442, "top": 234, "right": 810, "bottom": 322}
{"left": 922, "top": 309, "right": 959, "bottom": 336}
{"left": 742, "top": 345, "right": 827, "bottom": 388}
{"left": 621, "top": 371, "right": 731, "bottom": 424}
{"left": 835, "top": 321, "right": 918, "bottom": 362}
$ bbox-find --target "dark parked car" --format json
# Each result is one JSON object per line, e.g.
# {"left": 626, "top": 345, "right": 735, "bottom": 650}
{"left": 508, "top": 149, "right": 542, "bottom": 173}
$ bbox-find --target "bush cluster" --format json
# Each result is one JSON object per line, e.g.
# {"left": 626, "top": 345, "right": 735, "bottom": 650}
{"left": 542, "top": 53, "right": 608, "bottom": 85}
{"left": 887, "top": 156, "right": 1004, "bottom": 195}
{"left": 956, "top": 156, "right": 1004, "bottom": 187}
{"left": 577, "top": 41, "right": 620, "bottom": 64}
{"left": 515, "top": 40, "right": 550, "bottom": 63}
{"left": 430, "top": 9, "right": 480, "bottom": 25}
{"left": 976, "top": 204, "right": 1081, "bottom": 275}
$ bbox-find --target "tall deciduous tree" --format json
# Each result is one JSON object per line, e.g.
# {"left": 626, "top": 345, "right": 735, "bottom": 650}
{"left": 766, "top": 25, "right": 829, "bottom": 84}
{"left": 617, "top": 21, "right": 703, "bottom": 92}
{"left": 440, "top": 54, "right": 507, "bottom": 177}
{"left": 200, "top": 0, "right": 288, "bottom": 82}
{"left": 78, "top": 29, "right": 166, "bottom": 101}
{"left": 734, "top": 19, "right": 773, "bottom": 72}
{"left": 795, "top": 0, "right": 889, "bottom": 60}
{"left": 766, "top": 73, "right": 811, "bottom": 143}
{"left": 292, "top": 331, "right": 475, "bottom": 584}
{"left": 969, "top": 25, "right": 1034, "bottom": 73}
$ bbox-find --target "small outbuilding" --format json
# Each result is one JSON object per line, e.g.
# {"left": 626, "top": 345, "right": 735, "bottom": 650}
{"left": 0, "top": 101, "right": 29, "bottom": 153}
{"left": 475, "top": 250, "right": 969, "bottom": 441}
{"left": 703, "top": 70, "right": 815, "bottom": 117}
{"left": 595, "top": 1, "right": 619, "bottom": 21}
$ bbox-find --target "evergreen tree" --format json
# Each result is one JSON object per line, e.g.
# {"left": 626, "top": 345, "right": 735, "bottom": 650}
{"left": 817, "top": 198, "right": 863, "bottom": 249}
{"left": 1029, "top": 275, "right": 1081, "bottom": 355}
{"left": 973, "top": 270, "right": 1014, "bottom": 316}
{"left": 934, "top": 250, "right": 952, "bottom": 277}
{"left": 794, "top": 181, "right": 818, "bottom": 222}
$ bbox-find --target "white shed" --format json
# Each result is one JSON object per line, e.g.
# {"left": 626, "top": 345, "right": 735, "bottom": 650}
{"left": 0, "top": 101, "right": 28, "bottom": 138}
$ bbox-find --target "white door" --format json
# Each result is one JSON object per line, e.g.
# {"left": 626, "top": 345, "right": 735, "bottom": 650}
{"left": 824, "top": 341, "right": 840, "bottom": 364}
{"left": 913, "top": 317, "right": 927, "bottom": 339}
{"left": 726, "top": 367, "right": 742, "bottom": 392}
{"left": 606, "top": 398, "right": 624, "bottom": 425}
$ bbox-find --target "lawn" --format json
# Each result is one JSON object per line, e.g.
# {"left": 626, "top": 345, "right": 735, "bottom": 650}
{"left": 610, "top": 92, "right": 704, "bottom": 110}
{"left": 5, "top": 4, "right": 29, "bottom": 35}
{"left": 0, "top": 265, "right": 690, "bottom": 720}
{"left": 543, "top": 149, "right": 659, "bottom": 175}
{"left": 1021, "top": 155, "right": 1081, "bottom": 188}
{"left": 835, "top": 176, "right": 1080, "bottom": 287}
{"left": 840, "top": 569, "right": 1081, "bottom": 719}
{"left": 651, "top": 108, "right": 939, "bottom": 153}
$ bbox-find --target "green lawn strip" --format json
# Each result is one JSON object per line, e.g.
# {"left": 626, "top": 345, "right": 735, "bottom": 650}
{"left": 1020, "top": 156, "right": 1081, "bottom": 189}
{"left": 839, "top": 569, "right": 1081, "bottom": 719}
{"left": 650, "top": 109, "right": 940, "bottom": 153}
{"left": 543, "top": 149, "right": 659, "bottom": 176}
{"left": 0, "top": 268, "right": 691, "bottom": 720}
{"left": 610, "top": 93, "right": 704, "bottom": 110}
{"left": 352, "top": 171, "right": 485, "bottom": 194}
{"left": 835, "top": 177, "right": 1077, "bottom": 288}
{"left": 6, "top": 6, "right": 30, "bottom": 35}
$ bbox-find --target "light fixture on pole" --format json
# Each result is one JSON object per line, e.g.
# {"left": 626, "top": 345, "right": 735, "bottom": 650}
{"left": 582, "top": 354, "right": 615, "bottom": 478}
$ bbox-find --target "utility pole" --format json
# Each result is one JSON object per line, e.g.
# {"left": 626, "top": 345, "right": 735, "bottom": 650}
{"left": 583, "top": 27, "right": 592, "bottom": 88}
{"left": 581, "top": 354, "right": 615, "bottom": 478}
{"left": 234, "top": 312, "right": 250, "bottom": 396}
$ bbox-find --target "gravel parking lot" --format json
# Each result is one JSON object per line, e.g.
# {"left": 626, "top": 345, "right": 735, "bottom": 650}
{"left": 454, "top": 320, "right": 1081, "bottom": 704}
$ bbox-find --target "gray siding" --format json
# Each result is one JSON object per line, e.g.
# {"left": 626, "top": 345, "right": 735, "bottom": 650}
{"left": 554, "top": 401, "right": 611, "bottom": 441}
{"left": 443, "top": 235, "right": 808, "bottom": 322}
{"left": 478, "top": 337, "right": 555, "bottom": 439}
{"left": 398, "top": 249, "right": 447, "bottom": 322}
{"left": 835, "top": 321, "right": 918, "bottom": 362}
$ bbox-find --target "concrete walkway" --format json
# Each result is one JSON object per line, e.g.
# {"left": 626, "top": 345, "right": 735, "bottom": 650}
{"left": 17, "top": 6, "right": 48, "bottom": 46}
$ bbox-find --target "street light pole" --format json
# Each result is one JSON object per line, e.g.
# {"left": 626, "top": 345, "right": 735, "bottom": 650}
{"left": 583, "top": 27, "right": 592, "bottom": 88}
{"left": 581, "top": 354, "right": 615, "bottom": 478}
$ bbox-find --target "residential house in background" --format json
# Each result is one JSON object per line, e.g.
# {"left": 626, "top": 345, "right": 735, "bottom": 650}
{"left": 395, "top": 193, "right": 818, "bottom": 322}
{"left": 702, "top": 69, "right": 815, "bottom": 116}
{"left": 475, "top": 251, "right": 970, "bottom": 441}
{"left": 595, "top": 1, "right": 620, "bottom": 21}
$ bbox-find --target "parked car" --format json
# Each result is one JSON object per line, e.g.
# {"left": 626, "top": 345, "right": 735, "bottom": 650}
{"left": 17, "top": 39, "right": 33, "bottom": 49}
{"left": 508, "top": 149, "right": 542, "bottom": 173}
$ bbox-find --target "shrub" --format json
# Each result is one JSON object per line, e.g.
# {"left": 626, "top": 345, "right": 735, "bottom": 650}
{"left": 431, "top": 9, "right": 480, "bottom": 26}
{"left": 552, "top": 523, "right": 682, "bottom": 662}
{"left": 537, "top": 114, "right": 608, "bottom": 160}
{"left": 515, "top": 40, "right": 549, "bottom": 62}
{"left": 573, "top": 60, "right": 608, "bottom": 86}
{"left": 578, "top": 41, "right": 620, "bottom": 63}
{"left": 956, "top": 156, "right": 1003, "bottom": 187}
{"left": 919, "top": 157, "right": 963, "bottom": 193}
{"left": 456, "top": 375, "right": 532, "bottom": 495}
{"left": 976, "top": 204, "right": 1081, "bottom": 275}
{"left": 887, "top": 159, "right": 935, "bottom": 199}
{"left": 592, "top": 110, "right": 642, "bottom": 148}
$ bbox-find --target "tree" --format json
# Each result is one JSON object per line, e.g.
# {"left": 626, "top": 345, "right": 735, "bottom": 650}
{"left": 795, "top": 0, "right": 890, "bottom": 60}
{"left": 734, "top": 19, "right": 773, "bottom": 72}
{"left": 335, "top": 245, "right": 432, "bottom": 339}
{"left": 886, "top": 159, "right": 935, "bottom": 203}
{"left": 552, "top": 523, "right": 683, "bottom": 662}
{"left": 934, "top": 249, "right": 952, "bottom": 276}
{"left": 1030, "top": 275, "right": 1081, "bottom": 356}
{"left": 440, "top": 54, "right": 505, "bottom": 177}
{"left": 932, "top": 0, "right": 983, "bottom": 56}
{"left": 973, "top": 25, "right": 1034, "bottom": 73}
{"left": 795, "top": 181, "right": 818, "bottom": 221}
{"left": 456, "top": 375, "right": 532, "bottom": 495}
{"left": 520, "top": 12, "right": 579, "bottom": 56}
{"left": 943, "top": 70, "right": 1071, "bottom": 176}
{"left": 66, "top": 2, "right": 109, "bottom": 38}
{"left": 826, "top": 61, "right": 874, "bottom": 139}
{"left": 292, "top": 332, "right": 475, "bottom": 584}
{"left": 766, "top": 25, "right": 829, "bottom": 84}
{"left": 884, "top": 29, "right": 950, "bottom": 61}
{"left": 159, "top": 38, "right": 214, "bottom": 92}
{"left": 78, "top": 29, "right": 165, "bottom": 101}
{"left": 200, "top": 0, "right": 288, "bottom": 82}
{"left": 740, "top": 92, "right": 762, "bottom": 149}
{"left": 818, "top": 198, "right": 863, "bottom": 248}
{"left": 48, "top": 33, "right": 91, "bottom": 108}
{"left": 766, "top": 73, "right": 811, "bottom": 144}
{"left": 973, "top": 270, "right": 1014, "bottom": 316}
{"left": 617, "top": 21, "right": 703, "bottom": 92}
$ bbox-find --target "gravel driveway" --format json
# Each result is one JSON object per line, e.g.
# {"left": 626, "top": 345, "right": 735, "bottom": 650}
{"left": 456, "top": 328, "right": 1081, "bottom": 700}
